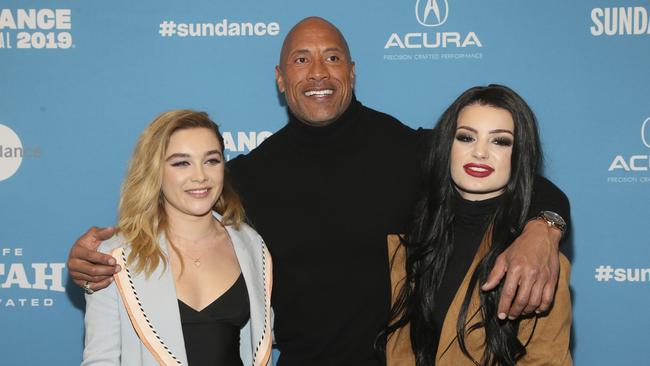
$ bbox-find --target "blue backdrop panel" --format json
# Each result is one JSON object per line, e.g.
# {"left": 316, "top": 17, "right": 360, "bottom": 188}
{"left": 1, "top": 1, "right": 649, "bottom": 364}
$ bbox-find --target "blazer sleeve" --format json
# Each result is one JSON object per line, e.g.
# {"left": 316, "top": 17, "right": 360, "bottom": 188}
{"left": 518, "top": 253, "right": 573, "bottom": 365}
{"left": 81, "top": 239, "right": 123, "bottom": 366}
{"left": 81, "top": 281, "right": 121, "bottom": 365}
{"left": 385, "top": 235, "right": 416, "bottom": 366}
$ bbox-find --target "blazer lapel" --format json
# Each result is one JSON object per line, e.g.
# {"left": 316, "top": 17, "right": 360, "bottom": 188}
{"left": 223, "top": 220, "right": 273, "bottom": 366}
{"left": 436, "top": 232, "right": 491, "bottom": 363}
{"left": 120, "top": 238, "right": 189, "bottom": 365}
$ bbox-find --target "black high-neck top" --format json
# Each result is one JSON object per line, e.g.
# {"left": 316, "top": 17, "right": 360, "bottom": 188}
{"left": 283, "top": 98, "right": 365, "bottom": 148}
{"left": 430, "top": 193, "right": 500, "bottom": 359}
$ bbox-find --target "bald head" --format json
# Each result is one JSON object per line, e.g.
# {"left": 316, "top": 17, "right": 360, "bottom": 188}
{"left": 279, "top": 17, "right": 352, "bottom": 71}
{"left": 274, "top": 17, "right": 356, "bottom": 126}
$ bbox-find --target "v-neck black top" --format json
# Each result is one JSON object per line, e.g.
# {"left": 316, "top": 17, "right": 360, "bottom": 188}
{"left": 178, "top": 273, "right": 249, "bottom": 366}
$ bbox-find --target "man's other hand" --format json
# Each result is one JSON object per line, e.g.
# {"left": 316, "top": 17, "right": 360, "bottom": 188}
{"left": 68, "top": 226, "right": 119, "bottom": 293}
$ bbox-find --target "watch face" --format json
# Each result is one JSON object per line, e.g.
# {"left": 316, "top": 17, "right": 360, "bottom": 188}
{"left": 542, "top": 211, "right": 566, "bottom": 226}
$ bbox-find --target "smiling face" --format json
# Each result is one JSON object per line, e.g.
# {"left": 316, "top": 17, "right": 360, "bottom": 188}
{"left": 450, "top": 104, "right": 515, "bottom": 201}
{"left": 161, "top": 127, "right": 224, "bottom": 220}
{"left": 275, "top": 17, "right": 355, "bottom": 126}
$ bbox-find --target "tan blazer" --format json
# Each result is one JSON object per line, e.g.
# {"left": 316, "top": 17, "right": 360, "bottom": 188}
{"left": 386, "top": 234, "right": 572, "bottom": 366}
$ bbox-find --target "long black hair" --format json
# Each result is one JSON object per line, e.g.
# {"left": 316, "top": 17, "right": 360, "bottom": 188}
{"left": 383, "top": 84, "right": 542, "bottom": 365}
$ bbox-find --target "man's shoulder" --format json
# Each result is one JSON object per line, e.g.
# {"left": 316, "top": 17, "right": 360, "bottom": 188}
{"left": 358, "top": 103, "right": 412, "bottom": 131}
{"left": 357, "top": 102, "right": 434, "bottom": 148}
{"left": 228, "top": 126, "right": 289, "bottom": 169}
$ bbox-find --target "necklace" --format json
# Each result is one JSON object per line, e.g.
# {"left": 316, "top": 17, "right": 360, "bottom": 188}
{"left": 169, "top": 225, "right": 219, "bottom": 268}
{"left": 175, "top": 240, "right": 210, "bottom": 268}
{"left": 185, "top": 253, "right": 203, "bottom": 268}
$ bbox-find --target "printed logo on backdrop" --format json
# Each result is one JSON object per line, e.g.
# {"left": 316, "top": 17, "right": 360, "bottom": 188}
{"left": 159, "top": 18, "right": 280, "bottom": 39}
{"left": 607, "top": 118, "right": 650, "bottom": 184}
{"left": 1, "top": 248, "right": 65, "bottom": 309}
{"left": 594, "top": 265, "right": 650, "bottom": 283}
{"left": 0, "top": 124, "right": 40, "bottom": 182}
{"left": 590, "top": 6, "right": 650, "bottom": 36}
{"left": 383, "top": 0, "right": 482, "bottom": 62}
{"left": 416, "top": 0, "right": 449, "bottom": 27}
{"left": 222, "top": 131, "right": 272, "bottom": 160}
{"left": 0, "top": 9, "right": 73, "bottom": 50}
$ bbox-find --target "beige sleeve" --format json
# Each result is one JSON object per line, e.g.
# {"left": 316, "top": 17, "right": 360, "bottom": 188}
{"left": 518, "top": 253, "right": 573, "bottom": 366}
{"left": 386, "top": 235, "right": 417, "bottom": 366}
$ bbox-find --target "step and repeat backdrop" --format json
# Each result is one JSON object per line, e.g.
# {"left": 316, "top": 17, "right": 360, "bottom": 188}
{"left": 1, "top": 0, "right": 649, "bottom": 364}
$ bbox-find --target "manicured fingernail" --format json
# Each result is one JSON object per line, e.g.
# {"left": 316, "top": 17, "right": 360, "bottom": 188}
{"left": 535, "top": 310, "right": 541, "bottom": 314}
{"left": 508, "top": 315, "right": 516, "bottom": 320}
{"left": 115, "top": 265, "right": 122, "bottom": 273}
{"left": 108, "top": 258, "right": 116, "bottom": 265}
{"left": 498, "top": 312, "right": 506, "bottom": 320}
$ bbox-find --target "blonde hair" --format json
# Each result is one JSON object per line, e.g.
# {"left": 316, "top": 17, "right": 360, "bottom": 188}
{"left": 118, "top": 110, "right": 245, "bottom": 277}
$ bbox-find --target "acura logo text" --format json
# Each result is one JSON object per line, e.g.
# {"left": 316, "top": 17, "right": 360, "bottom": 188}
{"left": 608, "top": 118, "right": 650, "bottom": 171}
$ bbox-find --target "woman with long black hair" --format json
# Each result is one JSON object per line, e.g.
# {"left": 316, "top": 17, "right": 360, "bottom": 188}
{"left": 384, "top": 85, "right": 572, "bottom": 365}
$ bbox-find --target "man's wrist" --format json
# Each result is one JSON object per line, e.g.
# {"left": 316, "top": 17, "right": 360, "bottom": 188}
{"left": 531, "top": 211, "right": 566, "bottom": 235}
{"left": 525, "top": 215, "right": 563, "bottom": 246}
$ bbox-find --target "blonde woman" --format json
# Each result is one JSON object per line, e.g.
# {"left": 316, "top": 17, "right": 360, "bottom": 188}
{"left": 82, "top": 110, "right": 273, "bottom": 366}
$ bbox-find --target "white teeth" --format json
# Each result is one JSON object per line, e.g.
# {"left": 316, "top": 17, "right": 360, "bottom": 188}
{"left": 304, "top": 89, "right": 334, "bottom": 97}
{"left": 469, "top": 167, "right": 488, "bottom": 172}
{"left": 187, "top": 189, "right": 208, "bottom": 194}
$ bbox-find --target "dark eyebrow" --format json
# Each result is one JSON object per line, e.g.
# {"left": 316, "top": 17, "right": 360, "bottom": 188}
{"left": 165, "top": 150, "right": 222, "bottom": 161}
{"left": 456, "top": 126, "right": 513, "bottom": 135}
{"left": 291, "top": 49, "right": 310, "bottom": 55}
{"left": 489, "top": 129, "right": 514, "bottom": 135}
{"left": 205, "top": 150, "right": 223, "bottom": 157}
{"left": 323, "top": 47, "right": 343, "bottom": 53}
{"left": 291, "top": 47, "right": 342, "bottom": 56}
{"left": 457, "top": 126, "right": 477, "bottom": 133}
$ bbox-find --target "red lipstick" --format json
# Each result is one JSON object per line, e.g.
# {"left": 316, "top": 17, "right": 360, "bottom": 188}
{"left": 463, "top": 163, "right": 494, "bottom": 178}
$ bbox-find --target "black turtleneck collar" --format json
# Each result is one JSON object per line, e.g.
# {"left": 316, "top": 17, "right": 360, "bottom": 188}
{"left": 285, "top": 95, "right": 362, "bottom": 146}
{"left": 453, "top": 190, "right": 501, "bottom": 228}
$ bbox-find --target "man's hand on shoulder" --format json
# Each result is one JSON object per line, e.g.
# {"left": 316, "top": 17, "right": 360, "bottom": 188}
{"left": 481, "top": 219, "right": 562, "bottom": 319}
{"left": 68, "top": 226, "right": 120, "bottom": 293}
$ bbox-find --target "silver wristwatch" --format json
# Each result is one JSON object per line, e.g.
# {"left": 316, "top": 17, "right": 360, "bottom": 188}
{"left": 535, "top": 210, "right": 567, "bottom": 235}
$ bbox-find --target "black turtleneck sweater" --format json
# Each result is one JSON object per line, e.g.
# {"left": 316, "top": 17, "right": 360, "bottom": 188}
{"left": 228, "top": 98, "right": 423, "bottom": 366}
{"left": 227, "top": 98, "right": 569, "bottom": 366}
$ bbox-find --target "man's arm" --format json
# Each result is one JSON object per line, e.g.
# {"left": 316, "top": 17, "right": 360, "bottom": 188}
{"left": 69, "top": 154, "right": 249, "bottom": 292}
{"left": 527, "top": 176, "right": 571, "bottom": 225}
{"left": 482, "top": 176, "right": 570, "bottom": 319}
{"left": 68, "top": 227, "right": 120, "bottom": 292}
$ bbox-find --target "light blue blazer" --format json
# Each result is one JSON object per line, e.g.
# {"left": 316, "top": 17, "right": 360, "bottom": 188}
{"left": 82, "top": 215, "right": 273, "bottom": 366}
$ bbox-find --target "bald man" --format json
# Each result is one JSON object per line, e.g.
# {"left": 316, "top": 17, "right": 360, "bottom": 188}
{"left": 69, "top": 17, "right": 569, "bottom": 366}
